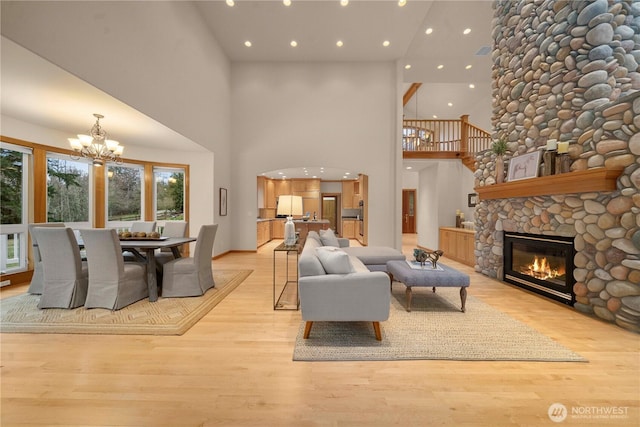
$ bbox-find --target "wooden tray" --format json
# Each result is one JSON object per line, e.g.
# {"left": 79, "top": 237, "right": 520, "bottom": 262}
{"left": 119, "top": 236, "right": 168, "bottom": 241}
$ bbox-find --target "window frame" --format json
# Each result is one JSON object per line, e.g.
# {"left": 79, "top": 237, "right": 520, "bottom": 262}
{"left": 0, "top": 142, "right": 31, "bottom": 274}
{"left": 105, "top": 162, "right": 145, "bottom": 229}
{"left": 153, "top": 166, "right": 186, "bottom": 222}
{"left": 45, "top": 152, "right": 93, "bottom": 229}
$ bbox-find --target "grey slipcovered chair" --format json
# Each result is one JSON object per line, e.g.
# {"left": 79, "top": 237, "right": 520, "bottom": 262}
{"left": 80, "top": 228, "right": 149, "bottom": 310}
{"left": 33, "top": 227, "right": 88, "bottom": 309}
{"left": 155, "top": 221, "right": 189, "bottom": 266}
{"left": 27, "top": 222, "right": 65, "bottom": 294}
{"left": 123, "top": 221, "right": 157, "bottom": 261}
{"left": 131, "top": 221, "right": 156, "bottom": 234}
{"left": 161, "top": 224, "right": 217, "bottom": 297}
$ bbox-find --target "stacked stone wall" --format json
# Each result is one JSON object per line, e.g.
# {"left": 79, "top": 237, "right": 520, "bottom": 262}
{"left": 475, "top": 0, "right": 640, "bottom": 332}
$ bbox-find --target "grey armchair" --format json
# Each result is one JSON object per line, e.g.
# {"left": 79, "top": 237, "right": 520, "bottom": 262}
{"left": 27, "top": 222, "right": 65, "bottom": 295}
{"left": 161, "top": 224, "right": 217, "bottom": 297}
{"left": 156, "top": 221, "right": 189, "bottom": 266}
{"left": 33, "top": 227, "right": 88, "bottom": 309}
{"left": 81, "top": 228, "right": 149, "bottom": 310}
{"left": 131, "top": 221, "right": 156, "bottom": 233}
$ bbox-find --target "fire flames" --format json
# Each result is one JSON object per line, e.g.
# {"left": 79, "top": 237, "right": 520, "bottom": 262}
{"left": 521, "top": 256, "right": 565, "bottom": 280}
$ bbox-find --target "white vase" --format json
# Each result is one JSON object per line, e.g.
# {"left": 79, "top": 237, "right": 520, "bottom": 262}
{"left": 284, "top": 217, "right": 296, "bottom": 246}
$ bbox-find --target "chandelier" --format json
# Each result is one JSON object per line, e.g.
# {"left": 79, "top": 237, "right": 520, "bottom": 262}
{"left": 68, "top": 113, "right": 123, "bottom": 166}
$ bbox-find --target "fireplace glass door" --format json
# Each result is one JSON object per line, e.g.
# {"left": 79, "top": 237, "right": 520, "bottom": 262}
{"left": 504, "top": 232, "right": 575, "bottom": 305}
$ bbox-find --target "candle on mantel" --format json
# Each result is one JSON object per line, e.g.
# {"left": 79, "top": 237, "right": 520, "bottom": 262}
{"left": 557, "top": 141, "right": 569, "bottom": 154}
{"left": 546, "top": 139, "right": 557, "bottom": 151}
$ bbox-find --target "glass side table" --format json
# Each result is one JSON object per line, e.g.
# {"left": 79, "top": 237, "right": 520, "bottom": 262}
{"left": 273, "top": 242, "right": 301, "bottom": 310}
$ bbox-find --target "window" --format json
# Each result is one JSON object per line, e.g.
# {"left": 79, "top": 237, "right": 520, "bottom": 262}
{"left": 106, "top": 163, "right": 143, "bottom": 228}
{"left": 0, "top": 143, "right": 30, "bottom": 274}
{"left": 154, "top": 167, "right": 185, "bottom": 221}
{"left": 46, "top": 154, "right": 91, "bottom": 227}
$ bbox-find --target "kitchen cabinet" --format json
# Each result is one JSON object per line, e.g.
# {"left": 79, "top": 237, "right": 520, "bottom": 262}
{"left": 342, "top": 181, "right": 355, "bottom": 208}
{"left": 257, "top": 220, "right": 272, "bottom": 247}
{"left": 272, "top": 219, "right": 285, "bottom": 239}
{"left": 342, "top": 220, "right": 356, "bottom": 239}
{"left": 265, "top": 180, "right": 275, "bottom": 208}
{"left": 274, "top": 180, "right": 292, "bottom": 200}
{"left": 438, "top": 227, "right": 475, "bottom": 267}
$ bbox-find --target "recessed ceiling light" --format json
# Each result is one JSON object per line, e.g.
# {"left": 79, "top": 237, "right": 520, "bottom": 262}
{"left": 406, "top": 166, "right": 412, "bottom": 170}
{"left": 425, "top": 28, "right": 433, "bottom": 35}
{"left": 290, "top": 40, "right": 298, "bottom": 47}
{"left": 448, "top": 102, "right": 453, "bottom": 107}
{"left": 283, "top": 0, "right": 292, "bottom": 6}
{"left": 336, "top": 40, "right": 344, "bottom": 47}
{"left": 383, "top": 40, "right": 390, "bottom": 47}
{"left": 340, "top": 0, "right": 349, "bottom": 6}
{"left": 398, "top": 0, "right": 407, "bottom": 6}
{"left": 244, "top": 41, "right": 252, "bottom": 47}
{"left": 433, "top": 115, "right": 438, "bottom": 119}
{"left": 463, "top": 28, "right": 471, "bottom": 35}
{"left": 469, "top": 83, "right": 475, "bottom": 89}
{"left": 345, "top": 172, "right": 351, "bottom": 175}
{"left": 278, "top": 172, "right": 284, "bottom": 175}
{"left": 437, "top": 64, "right": 444, "bottom": 69}
{"left": 404, "top": 64, "right": 411, "bottom": 70}
{"left": 226, "top": 0, "right": 234, "bottom": 6}
{"left": 465, "top": 64, "right": 472, "bottom": 69}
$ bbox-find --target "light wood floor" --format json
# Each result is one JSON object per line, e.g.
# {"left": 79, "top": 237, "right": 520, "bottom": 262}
{"left": 1, "top": 234, "right": 638, "bottom": 426}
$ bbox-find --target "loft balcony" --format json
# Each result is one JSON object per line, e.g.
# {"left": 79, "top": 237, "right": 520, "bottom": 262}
{"left": 402, "top": 115, "right": 492, "bottom": 171}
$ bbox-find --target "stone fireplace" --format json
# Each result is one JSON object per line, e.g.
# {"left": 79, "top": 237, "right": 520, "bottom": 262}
{"left": 503, "top": 231, "right": 575, "bottom": 306}
{"left": 474, "top": 1, "right": 640, "bottom": 333}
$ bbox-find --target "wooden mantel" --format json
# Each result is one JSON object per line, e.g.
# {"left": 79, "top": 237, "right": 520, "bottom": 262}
{"left": 475, "top": 168, "right": 624, "bottom": 201}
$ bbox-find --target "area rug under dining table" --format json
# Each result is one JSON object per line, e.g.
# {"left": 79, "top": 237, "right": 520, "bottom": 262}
{"left": 0, "top": 269, "right": 252, "bottom": 335}
{"left": 293, "top": 286, "right": 587, "bottom": 362}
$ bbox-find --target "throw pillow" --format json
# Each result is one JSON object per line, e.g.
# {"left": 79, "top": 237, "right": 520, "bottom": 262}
{"left": 315, "top": 247, "right": 355, "bottom": 274}
{"left": 319, "top": 228, "right": 340, "bottom": 247}
{"left": 307, "top": 230, "right": 322, "bottom": 244}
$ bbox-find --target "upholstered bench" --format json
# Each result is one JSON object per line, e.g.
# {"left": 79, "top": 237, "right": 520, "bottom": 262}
{"left": 386, "top": 260, "right": 470, "bottom": 312}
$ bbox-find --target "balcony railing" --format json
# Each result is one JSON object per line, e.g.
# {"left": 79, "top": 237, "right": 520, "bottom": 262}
{"left": 402, "top": 115, "right": 492, "bottom": 163}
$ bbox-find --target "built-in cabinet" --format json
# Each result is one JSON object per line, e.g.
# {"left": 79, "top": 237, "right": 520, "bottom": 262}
{"left": 341, "top": 181, "right": 361, "bottom": 209}
{"left": 342, "top": 219, "right": 356, "bottom": 238}
{"left": 439, "top": 227, "right": 475, "bottom": 267}
{"left": 257, "top": 220, "right": 272, "bottom": 247}
{"left": 272, "top": 219, "right": 285, "bottom": 239}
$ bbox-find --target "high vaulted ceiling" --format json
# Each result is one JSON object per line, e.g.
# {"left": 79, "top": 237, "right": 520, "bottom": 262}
{"left": 1, "top": 0, "right": 495, "bottom": 179}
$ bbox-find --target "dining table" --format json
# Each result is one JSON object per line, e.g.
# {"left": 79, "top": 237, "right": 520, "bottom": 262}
{"left": 118, "top": 237, "right": 197, "bottom": 302}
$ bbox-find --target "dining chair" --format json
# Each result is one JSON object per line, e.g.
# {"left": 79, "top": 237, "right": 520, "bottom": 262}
{"left": 155, "top": 221, "right": 189, "bottom": 266}
{"left": 80, "top": 228, "right": 149, "bottom": 310}
{"left": 161, "top": 224, "right": 218, "bottom": 297}
{"left": 27, "top": 222, "right": 65, "bottom": 295}
{"left": 131, "top": 221, "right": 156, "bottom": 234}
{"left": 33, "top": 227, "right": 88, "bottom": 309}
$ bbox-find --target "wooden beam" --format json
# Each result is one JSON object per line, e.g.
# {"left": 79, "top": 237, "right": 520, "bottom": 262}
{"left": 403, "top": 83, "right": 422, "bottom": 107}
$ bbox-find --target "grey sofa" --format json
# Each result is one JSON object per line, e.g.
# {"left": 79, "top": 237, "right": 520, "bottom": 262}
{"left": 298, "top": 231, "right": 405, "bottom": 340}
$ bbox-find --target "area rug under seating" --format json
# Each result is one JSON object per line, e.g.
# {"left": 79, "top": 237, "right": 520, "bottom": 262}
{"left": 0, "top": 270, "right": 252, "bottom": 336}
{"left": 293, "top": 286, "right": 586, "bottom": 362}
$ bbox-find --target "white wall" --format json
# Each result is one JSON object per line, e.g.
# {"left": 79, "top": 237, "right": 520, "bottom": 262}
{"left": 231, "top": 62, "right": 400, "bottom": 249}
{"left": 408, "top": 160, "right": 475, "bottom": 250}
{"left": 1, "top": 1, "right": 232, "bottom": 254}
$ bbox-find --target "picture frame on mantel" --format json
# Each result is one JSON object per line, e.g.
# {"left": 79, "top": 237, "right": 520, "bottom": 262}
{"left": 507, "top": 151, "right": 541, "bottom": 182}
{"left": 219, "top": 188, "right": 228, "bottom": 216}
